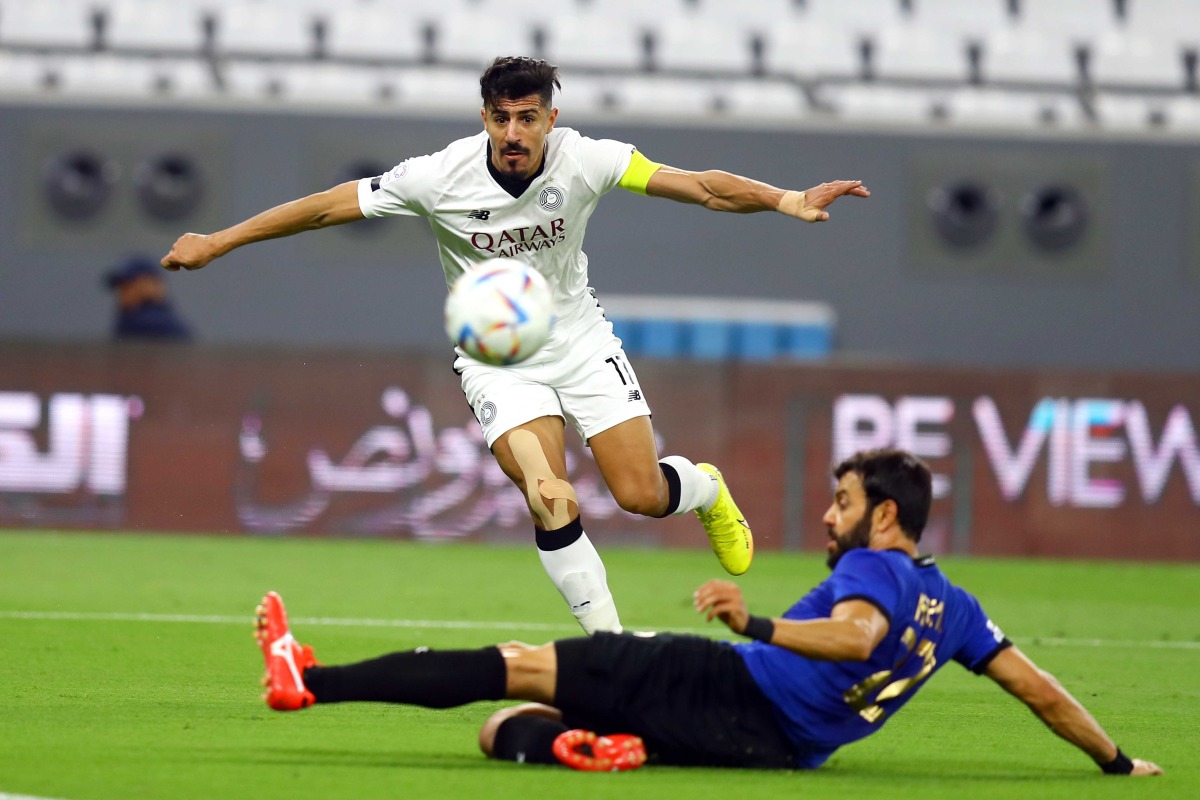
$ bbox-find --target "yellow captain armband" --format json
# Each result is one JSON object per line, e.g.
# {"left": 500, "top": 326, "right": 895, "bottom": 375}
{"left": 617, "top": 150, "right": 663, "bottom": 195}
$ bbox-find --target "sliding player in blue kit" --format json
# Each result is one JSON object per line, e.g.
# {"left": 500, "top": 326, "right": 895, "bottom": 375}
{"left": 252, "top": 448, "right": 1161, "bottom": 775}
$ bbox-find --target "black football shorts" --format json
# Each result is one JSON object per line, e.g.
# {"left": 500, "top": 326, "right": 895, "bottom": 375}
{"left": 553, "top": 632, "right": 796, "bottom": 768}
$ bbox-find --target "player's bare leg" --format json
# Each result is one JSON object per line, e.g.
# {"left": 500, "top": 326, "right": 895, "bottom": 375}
{"left": 589, "top": 416, "right": 753, "bottom": 575}
{"left": 497, "top": 640, "right": 558, "bottom": 702}
{"left": 587, "top": 416, "right": 670, "bottom": 515}
{"left": 492, "top": 416, "right": 622, "bottom": 634}
{"left": 479, "top": 702, "right": 564, "bottom": 758}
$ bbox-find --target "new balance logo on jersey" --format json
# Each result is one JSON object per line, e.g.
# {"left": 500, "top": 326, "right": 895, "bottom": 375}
{"left": 628, "top": 390, "right": 642, "bottom": 402}
{"left": 467, "top": 209, "right": 491, "bottom": 220}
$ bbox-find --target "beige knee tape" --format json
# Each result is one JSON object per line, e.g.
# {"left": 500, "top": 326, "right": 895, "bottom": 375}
{"left": 509, "top": 430, "right": 578, "bottom": 529}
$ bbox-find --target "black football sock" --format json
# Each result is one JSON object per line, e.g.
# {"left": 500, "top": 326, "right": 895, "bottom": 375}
{"left": 303, "top": 646, "right": 506, "bottom": 708}
{"left": 492, "top": 715, "right": 569, "bottom": 765}
{"left": 657, "top": 461, "right": 683, "bottom": 516}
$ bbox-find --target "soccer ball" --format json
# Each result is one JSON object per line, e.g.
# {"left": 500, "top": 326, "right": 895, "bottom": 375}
{"left": 444, "top": 261, "right": 556, "bottom": 366}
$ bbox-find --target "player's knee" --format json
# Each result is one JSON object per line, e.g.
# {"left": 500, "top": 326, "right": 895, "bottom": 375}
{"left": 509, "top": 430, "right": 579, "bottom": 528}
{"left": 610, "top": 481, "right": 668, "bottom": 517}
{"left": 479, "top": 706, "right": 523, "bottom": 757}
{"left": 483, "top": 705, "right": 567, "bottom": 765}
{"left": 526, "top": 476, "right": 579, "bottom": 529}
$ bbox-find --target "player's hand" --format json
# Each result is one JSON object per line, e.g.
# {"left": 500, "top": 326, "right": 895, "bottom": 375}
{"left": 779, "top": 180, "right": 871, "bottom": 222}
{"left": 693, "top": 579, "right": 749, "bottom": 634}
{"left": 1131, "top": 758, "right": 1163, "bottom": 776}
{"left": 161, "top": 232, "right": 222, "bottom": 272}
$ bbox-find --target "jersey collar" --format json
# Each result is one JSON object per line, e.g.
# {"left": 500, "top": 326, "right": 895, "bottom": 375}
{"left": 486, "top": 142, "right": 546, "bottom": 198}
{"left": 882, "top": 547, "right": 936, "bottom": 567}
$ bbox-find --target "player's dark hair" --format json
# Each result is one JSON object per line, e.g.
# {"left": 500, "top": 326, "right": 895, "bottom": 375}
{"left": 834, "top": 449, "right": 932, "bottom": 542}
{"left": 479, "top": 56, "right": 560, "bottom": 109}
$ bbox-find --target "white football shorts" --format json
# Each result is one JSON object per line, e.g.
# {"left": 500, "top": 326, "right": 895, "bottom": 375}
{"left": 456, "top": 298, "right": 652, "bottom": 447}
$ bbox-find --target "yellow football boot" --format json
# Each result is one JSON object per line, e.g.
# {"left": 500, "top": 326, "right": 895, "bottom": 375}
{"left": 695, "top": 463, "right": 754, "bottom": 575}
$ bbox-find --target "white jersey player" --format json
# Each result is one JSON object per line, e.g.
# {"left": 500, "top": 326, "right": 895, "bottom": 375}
{"left": 162, "top": 57, "right": 870, "bottom": 634}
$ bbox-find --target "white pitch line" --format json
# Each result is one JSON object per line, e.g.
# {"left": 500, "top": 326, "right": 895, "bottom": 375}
{"left": 1, "top": 610, "right": 1198, "bottom": 650}
{"left": 1, "top": 793, "right": 71, "bottom": 800}
{"left": 0, "top": 609, "right": 579, "bottom": 633}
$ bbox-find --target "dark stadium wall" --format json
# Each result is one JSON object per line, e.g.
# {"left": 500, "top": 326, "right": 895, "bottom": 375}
{"left": 0, "top": 101, "right": 1198, "bottom": 372}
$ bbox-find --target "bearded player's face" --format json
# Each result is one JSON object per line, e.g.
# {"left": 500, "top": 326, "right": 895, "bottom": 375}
{"left": 482, "top": 94, "right": 558, "bottom": 178}
{"left": 822, "top": 471, "right": 875, "bottom": 569}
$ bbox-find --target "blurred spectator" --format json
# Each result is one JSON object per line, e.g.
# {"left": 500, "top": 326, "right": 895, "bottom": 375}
{"left": 104, "top": 255, "right": 192, "bottom": 341}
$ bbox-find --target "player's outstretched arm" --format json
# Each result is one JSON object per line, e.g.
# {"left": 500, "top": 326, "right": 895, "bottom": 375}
{"left": 645, "top": 166, "right": 869, "bottom": 221}
{"left": 161, "top": 180, "right": 364, "bottom": 272}
{"left": 984, "top": 646, "right": 1162, "bottom": 776}
{"left": 693, "top": 580, "right": 887, "bottom": 661}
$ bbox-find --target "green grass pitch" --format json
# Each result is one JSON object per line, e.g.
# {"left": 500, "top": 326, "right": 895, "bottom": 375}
{"left": 0, "top": 530, "right": 1196, "bottom": 800}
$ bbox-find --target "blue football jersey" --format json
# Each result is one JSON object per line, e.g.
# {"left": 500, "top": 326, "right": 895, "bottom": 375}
{"left": 734, "top": 549, "right": 1010, "bottom": 768}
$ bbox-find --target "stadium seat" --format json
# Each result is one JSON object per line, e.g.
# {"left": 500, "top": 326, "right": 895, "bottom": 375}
{"left": 654, "top": 18, "right": 756, "bottom": 74}
{"left": 910, "top": 0, "right": 1010, "bottom": 40}
{"left": 552, "top": 71, "right": 624, "bottom": 113}
{"left": 1124, "top": 0, "right": 1200, "bottom": 48}
{"left": 686, "top": 0, "right": 803, "bottom": 30}
{"left": 583, "top": 0, "right": 688, "bottom": 27}
{"left": 225, "top": 60, "right": 398, "bottom": 108}
{"left": 982, "top": 29, "right": 1081, "bottom": 85}
{"left": 946, "top": 87, "right": 1085, "bottom": 130}
{"left": 1165, "top": 95, "right": 1200, "bottom": 132}
{"left": 0, "top": 51, "right": 50, "bottom": 94}
{"left": 0, "top": 0, "right": 95, "bottom": 49}
{"left": 1090, "top": 32, "right": 1189, "bottom": 90}
{"left": 221, "top": 60, "right": 293, "bottom": 101}
{"left": 37, "top": 53, "right": 210, "bottom": 100}
{"left": 273, "top": 62, "right": 394, "bottom": 107}
{"left": 433, "top": 12, "right": 538, "bottom": 69}
{"left": 542, "top": 13, "right": 648, "bottom": 72}
{"left": 150, "top": 58, "right": 214, "bottom": 99}
{"left": 213, "top": 1, "right": 317, "bottom": 59}
{"left": 324, "top": 4, "right": 425, "bottom": 63}
{"left": 874, "top": 24, "right": 971, "bottom": 83}
{"left": 763, "top": 21, "right": 861, "bottom": 80}
{"left": 392, "top": 67, "right": 485, "bottom": 113}
{"left": 822, "top": 84, "right": 938, "bottom": 125}
{"left": 56, "top": 54, "right": 161, "bottom": 98}
{"left": 1014, "top": 0, "right": 1119, "bottom": 44}
{"left": 716, "top": 79, "right": 808, "bottom": 119}
{"left": 105, "top": 0, "right": 208, "bottom": 55}
{"left": 610, "top": 76, "right": 719, "bottom": 116}
{"left": 803, "top": 0, "right": 906, "bottom": 38}
{"left": 1093, "top": 93, "right": 1168, "bottom": 132}
{"left": 396, "top": 0, "right": 483, "bottom": 16}
{"left": 0, "top": 0, "right": 1187, "bottom": 137}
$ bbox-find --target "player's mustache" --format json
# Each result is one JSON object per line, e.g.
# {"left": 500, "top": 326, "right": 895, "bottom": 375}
{"left": 503, "top": 144, "right": 530, "bottom": 156}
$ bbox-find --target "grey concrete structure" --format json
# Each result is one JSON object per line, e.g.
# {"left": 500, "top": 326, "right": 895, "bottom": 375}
{"left": 1, "top": 101, "right": 1197, "bottom": 371}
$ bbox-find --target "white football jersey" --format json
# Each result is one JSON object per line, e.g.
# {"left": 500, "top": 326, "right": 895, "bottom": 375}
{"left": 357, "top": 127, "right": 635, "bottom": 325}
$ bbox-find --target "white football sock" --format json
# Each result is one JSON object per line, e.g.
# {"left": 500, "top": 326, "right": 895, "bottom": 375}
{"left": 659, "top": 455, "right": 720, "bottom": 514}
{"left": 537, "top": 529, "right": 622, "bottom": 634}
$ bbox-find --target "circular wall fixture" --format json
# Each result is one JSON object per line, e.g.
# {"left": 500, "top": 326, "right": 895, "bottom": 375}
{"left": 927, "top": 180, "right": 1000, "bottom": 250}
{"left": 1020, "top": 183, "right": 1088, "bottom": 253}
{"left": 133, "top": 152, "right": 205, "bottom": 222}
{"left": 42, "top": 150, "right": 119, "bottom": 221}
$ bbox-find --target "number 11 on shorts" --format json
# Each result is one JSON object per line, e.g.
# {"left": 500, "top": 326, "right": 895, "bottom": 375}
{"left": 605, "top": 354, "right": 637, "bottom": 387}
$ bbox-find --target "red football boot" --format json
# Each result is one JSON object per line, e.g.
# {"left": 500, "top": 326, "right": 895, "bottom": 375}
{"left": 552, "top": 729, "right": 647, "bottom": 772}
{"left": 254, "top": 591, "right": 317, "bottom": 711}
